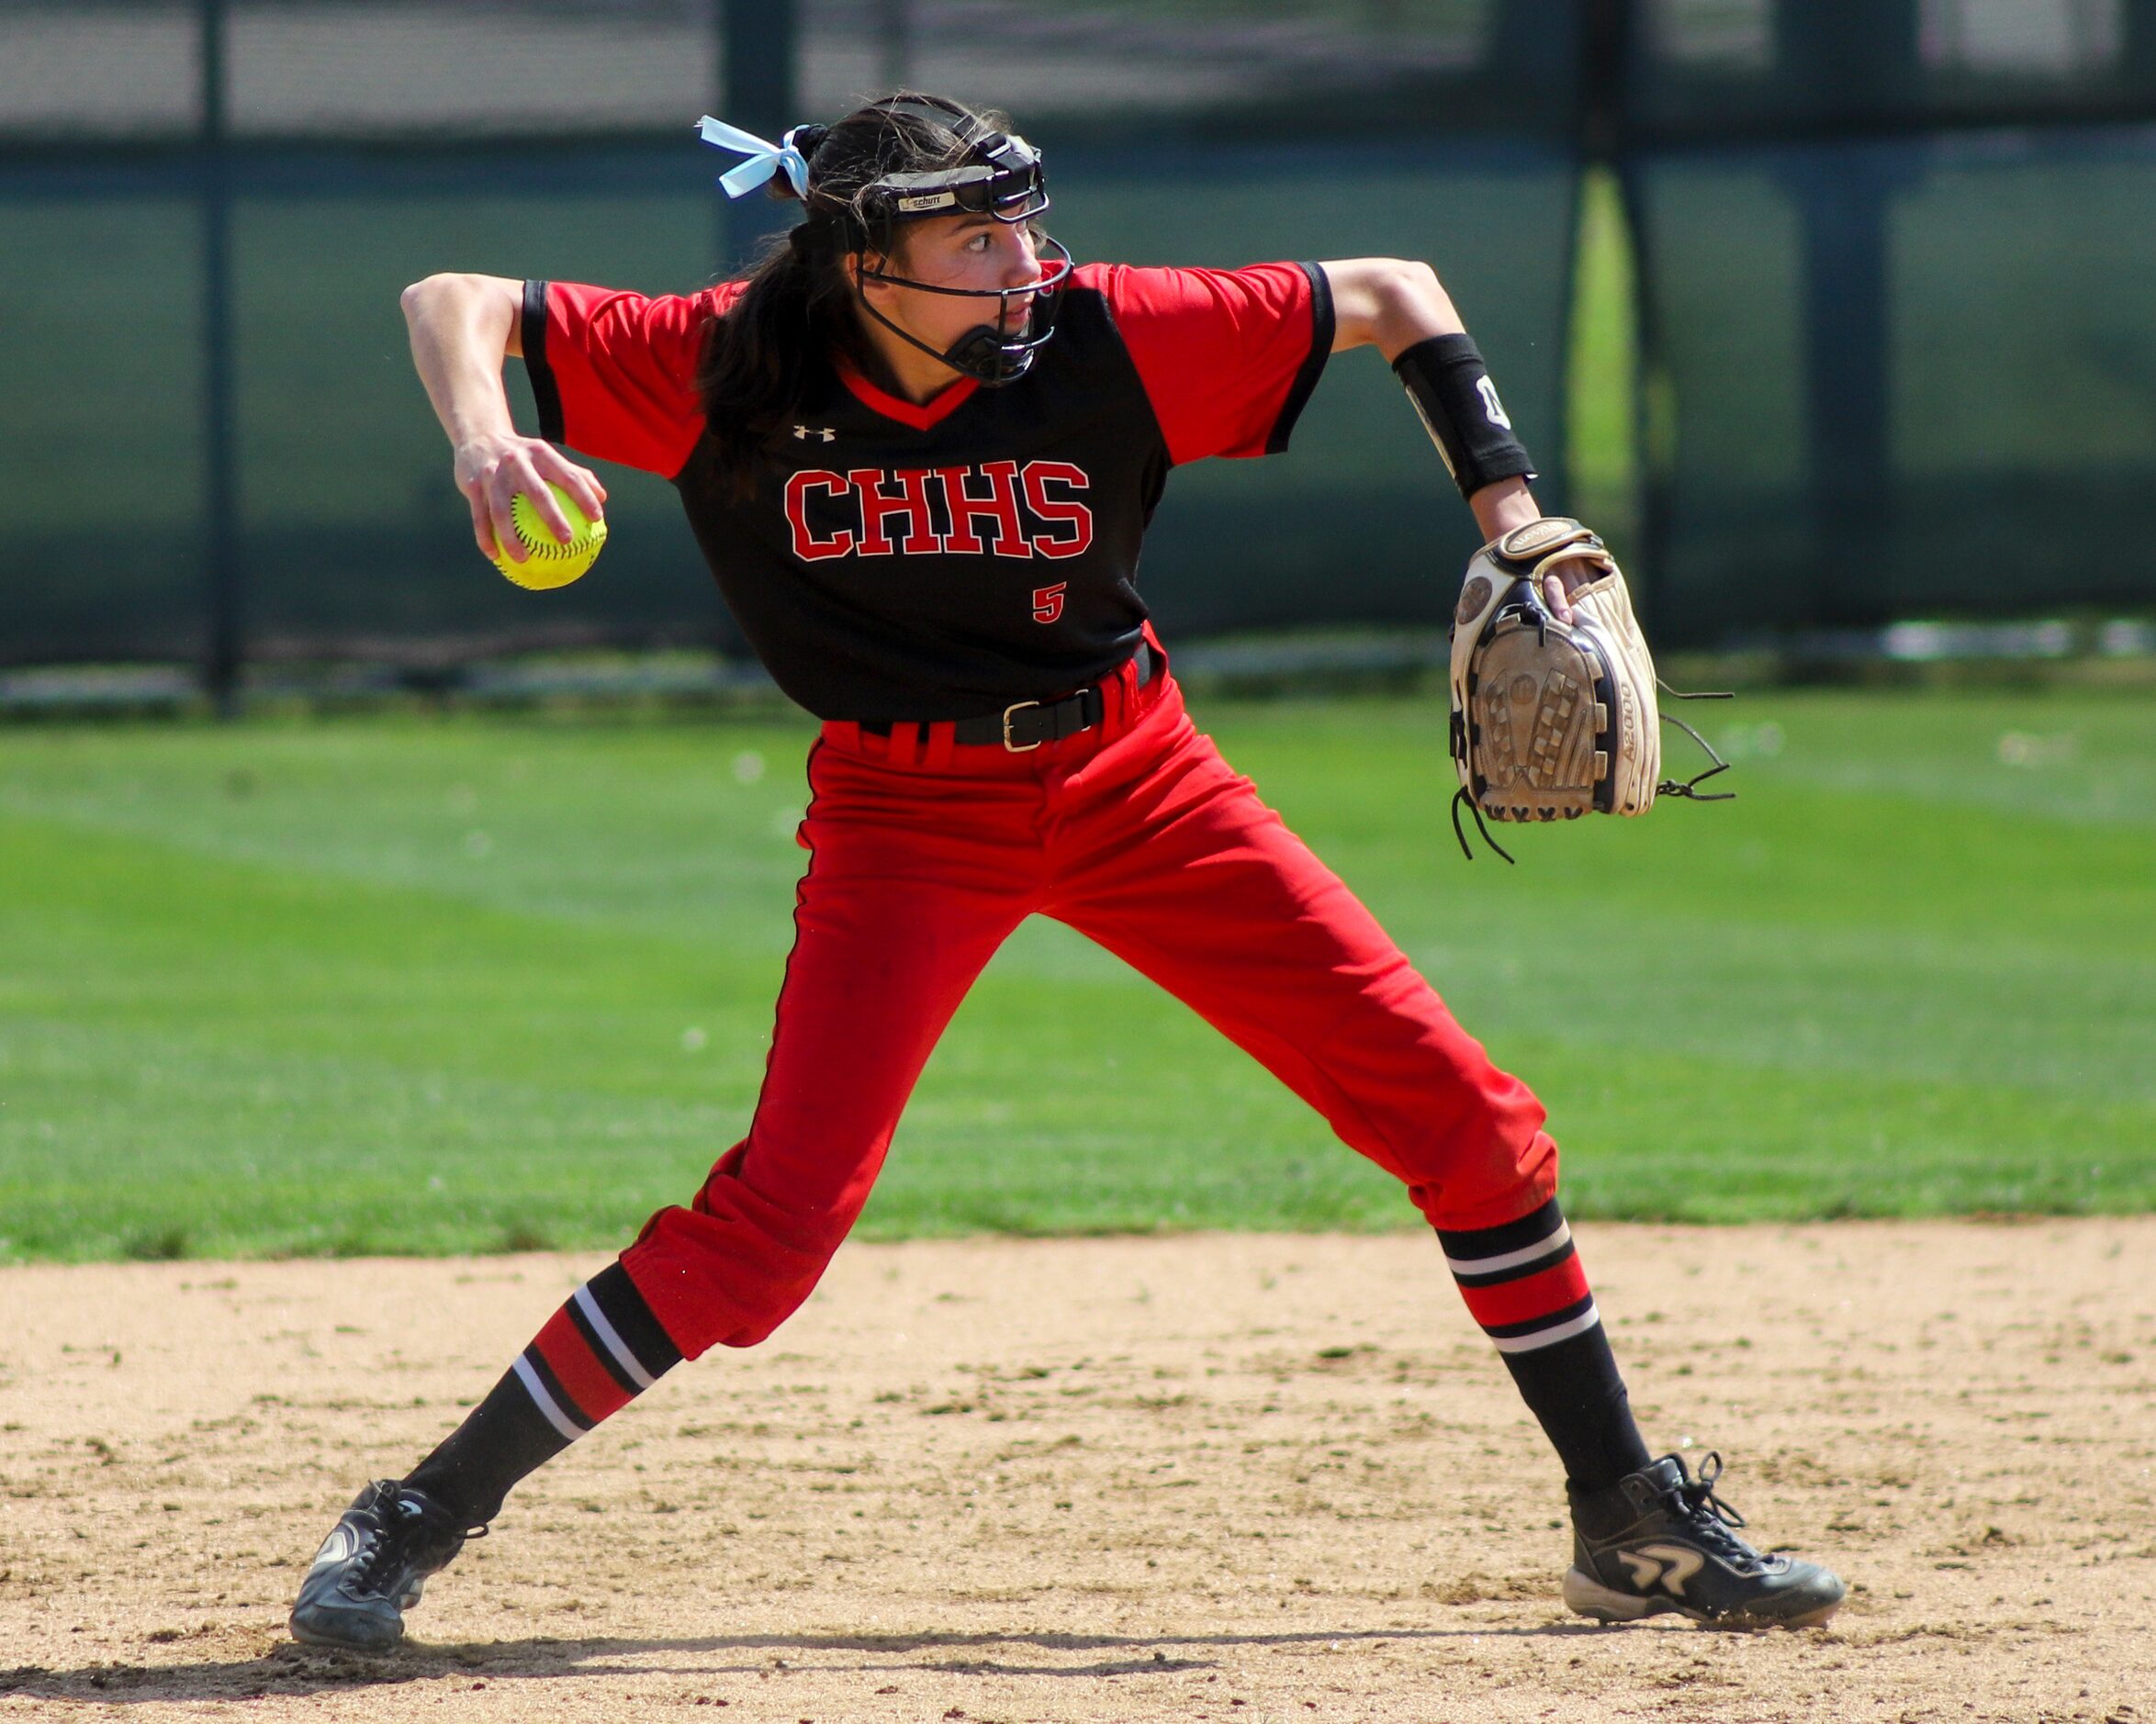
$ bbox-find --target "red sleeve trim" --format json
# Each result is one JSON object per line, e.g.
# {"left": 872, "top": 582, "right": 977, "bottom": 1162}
{"left": 1084, "top": 261, "right": 1333, "bottom": 466}
{"left": 525, "top": 280, "right": 736, "bottom": 478}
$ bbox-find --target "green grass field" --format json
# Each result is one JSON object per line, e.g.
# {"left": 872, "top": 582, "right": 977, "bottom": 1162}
{"left": 4, "top": 688, "right": 2151, "bottom": 1263}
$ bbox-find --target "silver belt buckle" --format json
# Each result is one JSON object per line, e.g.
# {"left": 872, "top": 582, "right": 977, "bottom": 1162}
{"left": 1001, "top": 699, "right": 1043, "bottom": 752}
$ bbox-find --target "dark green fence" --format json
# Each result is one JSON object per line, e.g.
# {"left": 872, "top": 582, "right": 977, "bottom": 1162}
{"left": 1621, "top": 0, "right": 2156, "bottom": 644}
{"left": 5, "top": 1, "right": 2152, "bottom": 688}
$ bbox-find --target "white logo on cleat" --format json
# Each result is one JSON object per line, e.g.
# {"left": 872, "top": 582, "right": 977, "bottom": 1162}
{"left": 307, "top": 1526, "right": 357, "bottom": 1576}
{"left": 1617, "top": 1544, "right": 1707, "bottom": 1596}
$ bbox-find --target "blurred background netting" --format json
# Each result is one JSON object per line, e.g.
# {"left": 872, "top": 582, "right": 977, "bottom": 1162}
{"left": 3, "top": 0, "right": 2153, "bottom": 684}
{"left": 1626, "top": 0, "right": 2156, "bottom": 644}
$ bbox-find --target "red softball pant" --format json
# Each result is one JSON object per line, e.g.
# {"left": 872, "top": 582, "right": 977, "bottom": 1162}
{"left": 621, "top": 663, "right": 1557, "bottom": 1359}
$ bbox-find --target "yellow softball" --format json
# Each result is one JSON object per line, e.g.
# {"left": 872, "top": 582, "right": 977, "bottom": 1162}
{"left": 491, "top": 483, "right": 607, "bottom": 590}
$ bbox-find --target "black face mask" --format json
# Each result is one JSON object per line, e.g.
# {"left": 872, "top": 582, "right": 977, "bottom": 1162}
{"left": 854, "top": 231, "right": 1073, "bottom": 388}
{"left": 842, "top": 103, "right": 1073, "bottom": 387}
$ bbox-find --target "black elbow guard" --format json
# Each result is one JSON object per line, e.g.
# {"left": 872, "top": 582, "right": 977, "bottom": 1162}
{"left": 1393, "top": 332, "right": 1537, "bottom": 501}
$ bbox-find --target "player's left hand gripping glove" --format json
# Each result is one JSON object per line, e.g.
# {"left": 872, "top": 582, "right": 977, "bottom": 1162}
{"left": 1446, "top": 518, "right": 1732, "bottom": 862}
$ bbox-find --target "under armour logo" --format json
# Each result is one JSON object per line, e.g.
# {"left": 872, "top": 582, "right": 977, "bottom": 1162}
{"left": 792, "top": 425, "right": 837, "bottom": 442}
{"left": 1616, "top": 1544, "right": 1707, "bottom": 1596}
{"left": 1476, "top": 375, "right": 1513, "bottom": 430}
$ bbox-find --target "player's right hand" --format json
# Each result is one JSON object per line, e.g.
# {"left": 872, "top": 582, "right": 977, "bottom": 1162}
{"left": 453, "top": 435, "right": 607, "bottom": 565}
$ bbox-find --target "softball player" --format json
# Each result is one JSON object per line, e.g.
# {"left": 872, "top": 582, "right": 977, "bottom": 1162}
{"left": 290, "top": 93, "right": 1842, "bottom": 1649}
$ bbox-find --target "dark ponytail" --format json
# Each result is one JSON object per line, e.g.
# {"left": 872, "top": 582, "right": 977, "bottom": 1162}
{"left": 696, "top": 92, "right": 1005, "bottom": 497}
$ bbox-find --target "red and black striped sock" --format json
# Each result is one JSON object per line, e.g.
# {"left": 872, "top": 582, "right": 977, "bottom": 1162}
{"left": 405, "top": 1260, "right": 682, "bottom": 1523}
{"left": 1438, "top": 1196, "right": 1651, "bottom": 1494}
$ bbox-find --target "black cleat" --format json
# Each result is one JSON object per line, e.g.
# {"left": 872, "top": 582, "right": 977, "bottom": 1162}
{"left": 288, "top": 1480, "right": 484, "bottom": 1651}
{"left": 1564, "top": 1452, "right": 1845, "bottom": 1629}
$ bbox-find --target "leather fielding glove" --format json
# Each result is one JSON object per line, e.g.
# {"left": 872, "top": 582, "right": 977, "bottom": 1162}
{"left": 1447, "top": 518, "right": 1730, "bottom": 861}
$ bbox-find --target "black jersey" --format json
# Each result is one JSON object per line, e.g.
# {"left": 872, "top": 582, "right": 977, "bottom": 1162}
{"left": 524, "top": 261, "right": 1333, "bottom": 721}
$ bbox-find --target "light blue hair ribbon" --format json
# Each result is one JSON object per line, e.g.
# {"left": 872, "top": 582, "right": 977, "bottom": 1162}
{"left": 696, "top": 115, "right": 812, "bottom": 200}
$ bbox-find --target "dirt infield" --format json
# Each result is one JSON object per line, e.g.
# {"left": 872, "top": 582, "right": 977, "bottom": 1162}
{"left": 1, "top": 1222, "right": 2150, "bottom": 1723}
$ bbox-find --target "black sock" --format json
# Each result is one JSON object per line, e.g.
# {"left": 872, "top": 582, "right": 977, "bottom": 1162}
{"left": 1437, "top": 1197, "right": 1653, "bottom": 1495}
{"left": 1499, "top": 1321, "right": 1653, "bottom": 1496}
{"left": 405, "top": 1260, "right": 682, "bottom": 1523}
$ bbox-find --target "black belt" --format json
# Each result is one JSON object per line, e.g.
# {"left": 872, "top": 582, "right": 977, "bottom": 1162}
{"left": 863, "top": 642, "right": 1158, "bottom": 753}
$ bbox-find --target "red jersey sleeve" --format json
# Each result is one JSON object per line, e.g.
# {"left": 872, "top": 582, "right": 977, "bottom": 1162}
{"left": 522, "top": 279, "right": 744, "bottom": 478}
{"left": 1084, "top": 261, "right": 1334, "bottom": 466}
